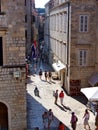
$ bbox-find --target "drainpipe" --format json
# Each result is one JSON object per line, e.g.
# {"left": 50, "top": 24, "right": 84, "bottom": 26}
{"left": 67, "top": 1, "right": 70, "bottom": 94}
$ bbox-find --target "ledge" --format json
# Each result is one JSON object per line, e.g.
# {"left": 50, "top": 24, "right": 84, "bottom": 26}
{"left": 0, "top": 12, "right": 6, "bottom": 15}
{"left": 2, "top": 64, "right": 26, "bottom": 68}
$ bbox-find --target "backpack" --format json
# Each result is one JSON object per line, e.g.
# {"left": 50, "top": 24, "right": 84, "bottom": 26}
{"left": 72, "top": 115, "right": 78, "bottom": 123}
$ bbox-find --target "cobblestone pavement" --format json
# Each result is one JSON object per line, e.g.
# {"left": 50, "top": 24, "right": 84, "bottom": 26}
{"left": 27, "top": 61, "right": 95, "bottom": 130}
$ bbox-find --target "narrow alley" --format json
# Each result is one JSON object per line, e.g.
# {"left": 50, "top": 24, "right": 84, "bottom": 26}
{"left": 26, "top": 61, "right": 95, "bottom": 130}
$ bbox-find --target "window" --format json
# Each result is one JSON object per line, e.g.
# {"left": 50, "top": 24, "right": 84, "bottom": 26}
{"left": 79, "top": 15, "right": 88, "bottom": 32}
{"left": 0, "top": 0, "right": 1, "bottom": 12}
{"left": 78, "top": 49, "right": 88, "bottom": 66}
{"left": 25, "top": 0, "right": 26, "bottom": 6}
{"left": 62, "top": 43, "right": 67, "bottom": 63}
{"left": 63, "top": 12, "right": 67, "bottom": 32}
{"left": 0, "top": 37, "right": 3, "bottom": 66}
{"left": 32, "top": 15, "right": 35, "bottom": 22}
{"left": 25, "top": 15, "right": 27, "bottom": 23}
{"left": 60, "top": 13, "right": 62, "bottom": 32}
{"left": 0, "top": 0, "right": 6, "bottom": 14}
{"left": 25, "top": 30, "right": 27, "bottom": 41}
{"left": 57, "top": 14, "right": 59, "bottom": 31}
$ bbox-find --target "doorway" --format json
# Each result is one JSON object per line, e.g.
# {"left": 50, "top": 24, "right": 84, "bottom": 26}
{"left": 0, "top": 102, "right": 8, "bottom": 130}
{"left": 62, "top": 71, "right": 65, "bottom": 87}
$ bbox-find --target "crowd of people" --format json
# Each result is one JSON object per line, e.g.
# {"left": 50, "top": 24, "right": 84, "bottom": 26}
{"left": 42, "top": 109, "right": 66, "bottom": 130}
{"left": 35, "top": 108, "right": 98, "bottom": 130}
{"left": 39, "top": 69, "right": 52, "bottom": 82}
{"left": 34, "top": 69, "right": 98, "bottom": 130}
{"left": 42, "top": 109, "right": 54, "bottom": 130}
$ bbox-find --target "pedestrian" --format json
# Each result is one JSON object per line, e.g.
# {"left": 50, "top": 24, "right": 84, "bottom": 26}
{"left": 34, "top": 87, "right": 39, "bottom": 97}
{"left": 58, "top": 121, "right": 65, "bottom": 130}
{"left": 54, "top": 90, "right": 58, "bottom": 104}
{"left": 42, "top": 111, "right": 48, "bottom": 130}
{"left": 48, "top": 71, "right": 52, "bottom": 82}
{"left": 95, "top": 111, "right": 98, "bottom": 130}
{"left": 83, "top": 109, "right": 91, "bottom": 130}
{"left": 48, "top": 109, "right": 53, "bottom": 130}
{"left": 44, "top": 70, "right": 48, "bottom": 81}
{"left": 39, "top": 69, "right": 42, "bottom": 80}
{"left": 34, "top": 63, "right": 37, "bottom": 74}
{"left": 35, "top": 127, "right": 39, "bottom": 130}
{"left": 59, "top": 90, "right": 64, "bottom": 105}
{"left": 70, "top": 112, "right": 78, "bottom": 130}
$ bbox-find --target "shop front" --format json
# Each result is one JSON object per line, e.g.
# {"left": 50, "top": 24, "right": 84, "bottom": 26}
{"left": 81, "top": 87, "right": 98, "bottom": 114}
{"left": 52, "top": 60, "right": 66, "bottom": 85}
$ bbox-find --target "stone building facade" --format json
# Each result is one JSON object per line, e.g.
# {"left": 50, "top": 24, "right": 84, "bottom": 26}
{"left": 0, "top": 1, "right": 27, "bottom": 130}
{"left": 25, "top": 0, "right": 35, "bottom": 57}
{"left": 45, "top": 0, "right": 98, "bottom": 95}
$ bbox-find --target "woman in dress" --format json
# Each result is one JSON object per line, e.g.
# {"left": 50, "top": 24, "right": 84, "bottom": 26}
{"left": 83, "top": 109, "right": 91, "bottom": 130}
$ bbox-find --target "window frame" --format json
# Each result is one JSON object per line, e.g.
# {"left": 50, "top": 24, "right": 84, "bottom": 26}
{"left": 79, "top": 15, "right": 89, "bottom": 32}
{"left": 78, "top": 49, "right": 88, "bottom": 66}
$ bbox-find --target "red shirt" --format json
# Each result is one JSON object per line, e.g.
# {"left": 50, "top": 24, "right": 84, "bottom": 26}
{"left": 58, "top": 124, "right": 65, "bottom": 130}
{"left": 59, "top": 92, "right": 64, "bottom": 98}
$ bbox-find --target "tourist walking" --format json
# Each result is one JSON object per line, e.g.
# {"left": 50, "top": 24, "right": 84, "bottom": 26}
{"left": 39, "top": 69, "right": 42, "bottom": 80}
{"left": 48, "top": 71, "right": 52, "bottom": 82}
{"left": 35, "top": 127, "right": 39, "bottom": 130}
{"left": 34, "top": 63, "right": 37, "bottom": 74}
{"left": 34, "top": 87, "right": 39, "bottom": 97}
{"left": 48, "top": 109, "right": 53, "bottom": 130}
{"left": 70, "top": 112, "right": 78, "bottom": 130}
{"left": 42, "top": 111, "right": 48, "bottom": 130}
{"left": 95, "top": 111, "right": 98, "bottom": 130}
{"left": 54, "top": 90, "right": 58, "bottom": 104}
{"left": 58, "top": 121, "right": 65, "bottom": 130}
{"left": 44, "top": 70, "right": 48, "bottom": 81}
{"left": 83, "top": 109, "right": 91, "bottom": 130}
{"left": 59, "top": 90, "right": 64, "bottom": 105}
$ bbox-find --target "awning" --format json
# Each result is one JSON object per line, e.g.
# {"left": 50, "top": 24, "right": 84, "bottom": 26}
{"left": 88, "top": 73, "right": 98, "bottom": 86}
{"left": 52, "top": 61, "right": 65, "bottom": 72}
{"left": 81, "top": 87, "right": 98, "bottom": 101}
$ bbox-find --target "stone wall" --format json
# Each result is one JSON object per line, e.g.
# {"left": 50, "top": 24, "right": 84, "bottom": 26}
{"left": 70, "top": 0, "right": 97, "bottom": 87}
{"left": 0, "top": 1, "right": 27, "bottom": 130}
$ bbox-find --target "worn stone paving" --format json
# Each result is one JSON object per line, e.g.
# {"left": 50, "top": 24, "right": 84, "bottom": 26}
{"left": 27, "top": 62, "right": 95, "bottom": 130}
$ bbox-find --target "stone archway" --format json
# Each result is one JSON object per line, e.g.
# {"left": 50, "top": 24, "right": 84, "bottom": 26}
{"left": 0, "top": 102, "right": 8, "bottom": 130}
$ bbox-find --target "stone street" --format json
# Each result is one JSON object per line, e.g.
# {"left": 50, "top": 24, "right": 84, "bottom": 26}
{"left": 26, "top": 61, "right": 95, "bottom": 130}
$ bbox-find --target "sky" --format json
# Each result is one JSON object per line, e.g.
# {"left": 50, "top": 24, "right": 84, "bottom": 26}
{"left": 35, "top": 0, "right": 49, "bottom": 8}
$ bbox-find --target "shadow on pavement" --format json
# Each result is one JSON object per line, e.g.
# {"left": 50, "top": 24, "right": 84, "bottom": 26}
{"left": 62, "top": 86, "right": 88, "bottom": 106}
{"left": 55, "top": 104, "right": 67, "bottom": 112}
{"left": 26, "top": 77, "right": 34, "bottom": 84}
{"left": 27, "top": 93, "right": 70, "bottom": 130}
{"left": 71, "top": 93, "right": 88, "bottom": 105}
{"left": 62, "top": 104, "right": 72, "bottom": 111}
